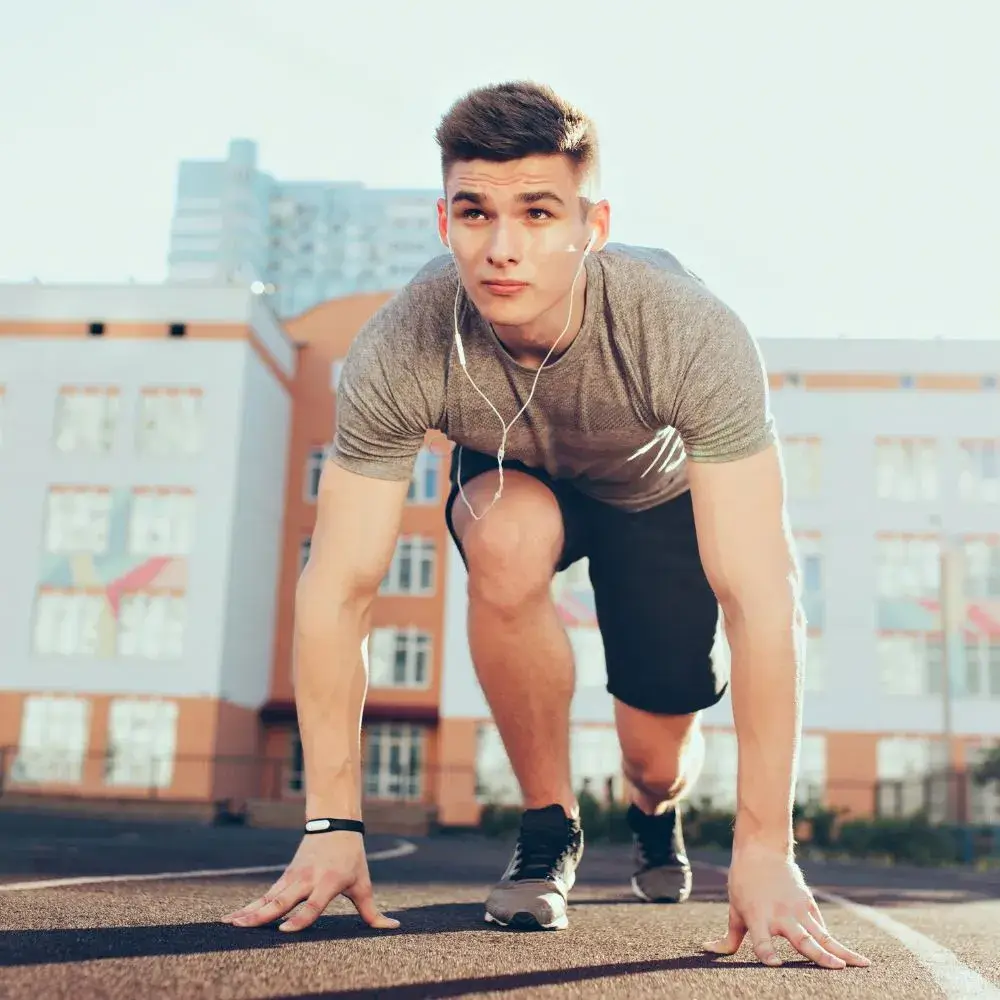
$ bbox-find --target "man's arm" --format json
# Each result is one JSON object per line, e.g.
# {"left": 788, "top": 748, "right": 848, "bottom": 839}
{"left": 294, "top": 460, "right": 412, "bottom": 822}
{"left": 662, "top": 296, "right": 869, "bottom": 969}
{"left": 686, "top": 444, "right": 803, "bottom": 855}
{"left": 648, "top": 290, "right": 799, "bottom": 845}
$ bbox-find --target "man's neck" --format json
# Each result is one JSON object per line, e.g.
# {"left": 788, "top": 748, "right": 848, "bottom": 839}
{"left": 491, "top": 272, "right": 589, "bottom": 370}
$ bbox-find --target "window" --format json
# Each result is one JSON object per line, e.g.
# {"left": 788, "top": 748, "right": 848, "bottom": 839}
{"left": 363, "top": 722, "right": 424, "bottom": 800}
{"left": 475, "top": 723, "right": 519, "bottom": 804}
{"left": 54, "top": 386, "right": 119, "bottom": 453}
{"left": 299, "top": 536, "right": 312, "bottom": 572}
{"left": 571, "top": 725, "right": 623, "bottom": 801}
{"left": 963, "top": 537, "right": 1000, "bottom": 599}
{"left": 959, "top": 439, "right": 999, "bottom": 503}
{"left": 367, "top": 627, "right": 432, "bottom": 688}
{"left": 137, "top": 388, "right": 203, "bottom": 456}
{"left": 105, "top": 699, "right": 178, "bottom": 789}
{"left": 877, "top": 736, "right": 948, "bottom": 777}
{"left": 875, "top": 437, "right": 938, "bottom": 501}
{"left": 45, "top": 487, "right": 112, "bottom": 554}
{"left": 877, "top": 632, "right": 944, "bottom": 695}
{"left": 695, "top": 730, "right": 739, "bottom": 810}
{"left": 963, "top": 637, "right": 1000, "bottom": 699}
{"left": 804, "top": 631, "right": 825, "bottom": 693}
{"left": 287, "top": 733, "right": 304, "bottom": 794}
{"left": 12, "top": 696, "right": 90, "bottom": 784}
{"left": 795, "top": 734, "right": 826, "bottom": 806}
{"left": 795, "top": 533, "right": 824, "bottom": 628}
{"left": 876, "top": 535, "right": 940, "bottom": 599}
{"left": 33, "top": 588, "right": 108, "bottom": 657}
{"left": 796, "top": 532, "right": 822, "bottom": 588}
{"left": 117, "top": 592, "right": 186, "bottom": 659}
{"left": 782, "top": 437, "right": 822, "bottom": 499}
{"left": 406, "top": 450, "right": 441, "bottom": 504}
{"left": 128, "top": 489, "right": 195, "bottom": 555}
{"left": 381, "top": 537, "right": 436, "bottom": 595}
{"left": 304, "top": 447, "right": 326, "bottom": 501}
{"left": 968, "top": 742, "right": 1000, "bottom": 825}
{"left": 876, "top": 736, "right": 949, "bottom": 817}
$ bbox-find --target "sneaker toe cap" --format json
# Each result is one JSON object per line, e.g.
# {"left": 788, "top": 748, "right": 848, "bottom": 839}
{"left": 487, "top": 883, "right": 567, "bottom": 925}
{"left": 632, "top": 864, "right": 693, "bottom": 903}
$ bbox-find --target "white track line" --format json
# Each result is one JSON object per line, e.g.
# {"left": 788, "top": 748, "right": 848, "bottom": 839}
{"left": 697, "top": 862, "right": 1000, "bottom": 998}
{"left": 0, "top": 839, "right": 416, "bottom": 892}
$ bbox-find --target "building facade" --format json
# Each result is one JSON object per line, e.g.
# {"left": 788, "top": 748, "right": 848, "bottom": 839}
{"left": 166, "top": 139, "right": 443, "bottom": 318}
{"left": 1, "top": 282, "right": 997, "bottom": 830}
{"left": 0, "top": 282, "right": 296, "bottom": 806}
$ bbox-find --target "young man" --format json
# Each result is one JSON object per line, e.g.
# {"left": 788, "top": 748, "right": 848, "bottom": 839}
{"left": 222, "top": 81, "right": 870, "bottom": 972}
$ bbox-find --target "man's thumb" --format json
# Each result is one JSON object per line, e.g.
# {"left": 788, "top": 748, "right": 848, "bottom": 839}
{"left": 703, "top": 907, "right": 745, "bottom": 954}
{"left": 350, "top": 885, "right": 400, "bottom": 929}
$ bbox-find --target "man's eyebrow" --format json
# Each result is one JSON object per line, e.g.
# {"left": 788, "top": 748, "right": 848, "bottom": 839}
{"left": 450, "top": 190, "right": 566, "bottom": 207}
{"left": 517, "top": 190, "right": 566, "bottom": 207}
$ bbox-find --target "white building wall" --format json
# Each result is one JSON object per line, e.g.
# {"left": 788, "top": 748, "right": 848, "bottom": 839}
{"left": 0, "top": 324, "right": 290, "bottom": 706}
{"left": 217, "top": 348, "right": 291, "bottom": 707}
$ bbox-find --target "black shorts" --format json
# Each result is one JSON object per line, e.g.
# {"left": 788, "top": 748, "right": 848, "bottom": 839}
{"left": 444, "top": 447, "right": 729, "bottom": 716}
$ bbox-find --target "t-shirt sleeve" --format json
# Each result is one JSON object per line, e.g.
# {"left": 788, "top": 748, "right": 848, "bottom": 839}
{"left": 649, "top": 293, "right": 777, "bottom": 463}
{"left": 328, "top": 295, "right": 445, "bottom": 481}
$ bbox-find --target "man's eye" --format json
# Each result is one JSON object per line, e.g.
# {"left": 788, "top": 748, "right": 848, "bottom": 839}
{"left": 461, "top": 209, "right": 485, "bottom": 219}
{"left": 527, "top": 208, "right": 552, "bottom": 220}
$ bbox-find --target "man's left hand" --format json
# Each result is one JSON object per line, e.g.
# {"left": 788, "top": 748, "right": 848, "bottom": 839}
{"left": 702, "top": 842, "right": 872, "bottom": 970}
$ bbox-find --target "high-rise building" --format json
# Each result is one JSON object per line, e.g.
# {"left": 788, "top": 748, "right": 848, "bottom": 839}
{"left": 166, "top": 139, "right": 443, "bottom": 317}
{"left": 1, "top": 282, "right": 997, "bottom": 832}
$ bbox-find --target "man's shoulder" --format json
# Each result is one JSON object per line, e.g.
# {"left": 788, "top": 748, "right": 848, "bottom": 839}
{"left": 352, "top": 253, "right": 457, "bottom": 350}
{"left": 599, "top": 242, "right": 738, "bottom": 330}
{"left": 600, "top": 242, "right": 705, "bottom": 286}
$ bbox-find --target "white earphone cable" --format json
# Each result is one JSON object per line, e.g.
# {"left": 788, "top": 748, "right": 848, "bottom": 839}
{"left": 452, "top": 232, "right": 595, "bottom": 521}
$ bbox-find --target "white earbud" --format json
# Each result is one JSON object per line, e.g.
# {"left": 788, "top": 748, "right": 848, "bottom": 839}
{"left": 444, "top": 230, "right": 453, "bottom": 253}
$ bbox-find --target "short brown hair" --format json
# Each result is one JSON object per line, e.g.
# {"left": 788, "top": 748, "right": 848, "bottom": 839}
{"left": 434, "top": 81, "right": 600, "bottom": 196}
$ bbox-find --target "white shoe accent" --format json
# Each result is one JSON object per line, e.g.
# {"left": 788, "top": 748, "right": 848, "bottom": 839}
{"left": 484, "top": 908, "right": 569, "bottom": 930}
{"left": 630, "top": 874, "right": 653, "bottom": 902}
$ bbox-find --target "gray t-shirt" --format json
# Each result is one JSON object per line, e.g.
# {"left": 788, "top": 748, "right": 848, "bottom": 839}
{"left": 330, "top": 242, "right": 776, "bottom": 512}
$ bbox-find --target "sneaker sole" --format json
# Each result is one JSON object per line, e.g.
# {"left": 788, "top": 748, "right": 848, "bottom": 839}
{"left": 630, "top": 869, "right": 693, "bottom": 904}
{"left": 484, "top": 909, "right": 569, "bottom": 931}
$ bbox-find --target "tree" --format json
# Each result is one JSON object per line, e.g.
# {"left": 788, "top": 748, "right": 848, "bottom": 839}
{"left": 973, "top": 746, "right": 1000, "bottom": 786}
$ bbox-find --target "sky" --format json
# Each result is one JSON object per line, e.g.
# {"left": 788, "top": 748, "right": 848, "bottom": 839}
{"left": 1, "top": 0, "right": 997, "bottom": 341}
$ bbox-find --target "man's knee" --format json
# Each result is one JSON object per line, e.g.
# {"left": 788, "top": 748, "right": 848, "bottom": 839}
{"left": 454, "top": 473, "right": 563, "bottom": 613}
{"left": 623, "top": 756, "right": 683, "bottom": 800}
{"left": 619, "top": 713, "right": 703, "bottom": 798}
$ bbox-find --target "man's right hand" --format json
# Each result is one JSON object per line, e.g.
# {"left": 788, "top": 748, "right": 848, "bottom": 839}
{"left": 221, "top": 831, "right": 400, "bottom": 933}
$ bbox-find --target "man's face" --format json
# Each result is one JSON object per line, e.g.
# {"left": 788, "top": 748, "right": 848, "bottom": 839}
{"left": 436, "top": 154, "right": 607, "bottom": 329}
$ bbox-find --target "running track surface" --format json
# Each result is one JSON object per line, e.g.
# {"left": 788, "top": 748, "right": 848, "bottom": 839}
{"left": 1, "top": 811, "right": 998, "bottom": 999}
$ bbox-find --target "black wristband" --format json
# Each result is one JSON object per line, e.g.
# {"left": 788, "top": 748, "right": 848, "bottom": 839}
{"left": 304, "top": 818, "right": 365, "bottom": 835}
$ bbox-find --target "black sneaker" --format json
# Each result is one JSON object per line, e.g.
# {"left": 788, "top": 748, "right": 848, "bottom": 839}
{"left": 484, "top": 804, "right": 584, "bottom": 931}
{"left": 626, "top": 802, "right": 693, "bottom": 903}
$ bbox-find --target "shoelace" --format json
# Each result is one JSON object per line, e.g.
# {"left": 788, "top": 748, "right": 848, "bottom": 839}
{"left": 634, "top": 815, "right": 681, "bottom": 869}
{"left": 512, "top": 826, "right": 573, "bottom": 881}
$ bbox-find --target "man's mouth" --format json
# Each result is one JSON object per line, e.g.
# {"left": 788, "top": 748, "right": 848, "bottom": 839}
{"left": 482, "top": 280, "right": 529, "bottom": 295}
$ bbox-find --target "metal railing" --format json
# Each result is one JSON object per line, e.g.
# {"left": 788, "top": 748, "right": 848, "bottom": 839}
{"left": 1, "top": 746, "right": 997, "bottom": 828}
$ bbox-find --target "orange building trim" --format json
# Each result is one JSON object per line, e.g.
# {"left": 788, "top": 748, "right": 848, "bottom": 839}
{"left": 769, "top": 372, "right": 996, "bottom": 392}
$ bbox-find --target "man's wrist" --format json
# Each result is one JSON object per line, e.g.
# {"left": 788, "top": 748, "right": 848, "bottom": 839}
{"left": 305, "top": 799, "right": 362, "bottom": 822}
{"left": 305, "top": 786, "right": 362, "bottom": 822}
{"left": 733, "top": 812, "right": 794, "bottom": 859}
